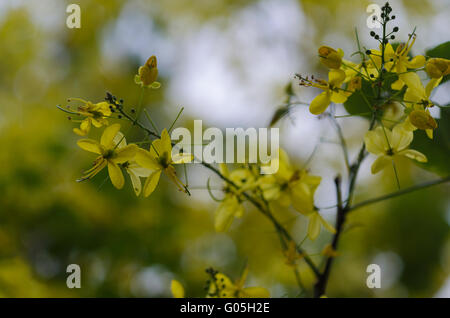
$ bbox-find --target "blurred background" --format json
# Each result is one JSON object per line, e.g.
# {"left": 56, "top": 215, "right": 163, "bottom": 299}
{"left": 0, "top": 0, "right": 449, "bottom": 297}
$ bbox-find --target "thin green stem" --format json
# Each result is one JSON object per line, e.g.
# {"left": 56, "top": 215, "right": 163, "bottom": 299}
{"left": 348, "top": 177, "right": 450, "bottom": 212}
{"left": 168, "top": 107, "right": 184, "bottom": 132}
{"left": 328, "top": 112, "right": 350, "bottom": 173}
{"left": 143, "top": 109, "right": 160, "bottom": 134}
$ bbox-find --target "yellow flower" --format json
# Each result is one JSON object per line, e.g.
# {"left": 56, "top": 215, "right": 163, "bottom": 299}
{"left": 113, "top": 132, "right": 152, "bottom": 196}
{"left": 69, "top": 98, "right": 112, "bottom": 136}
{"left": 261, "top": 150, "right": 320, "bottom": 212}
{"left": 135, "top": 129, "right": 192, "bottom": 197}
{"left": 425, "top": 57, "right": 450, "bottom": 79}
{"left": 401, "top": 72, "right": 439, "bottom": 138}
{"left": 77, "top": 124, "right": 138, "bottom": 189}
{"left": 171, "top": 280, "right": 185, "bottom": 298}
{"left": 308, "top": 69, "right": 348, "bottom": 115}
{"left": 318, "top": 46, "right": 344, "bottom": 69}
{"left": 368, "top": 36, "right": 425, "bottom": 90}
{"left": 134, "top": 55, "right": 161, "bottom": 89}
{"left": 260, "top": 150, "right": 335, "bottom": 240}
{"left": 214, "top": 164, "right": 256, "bottom": 232}
{"left": 206, "top": 267, "right": 269, "bottom": 298}
{"left": 364, "top": 125, "right": 427, "bottom": 174}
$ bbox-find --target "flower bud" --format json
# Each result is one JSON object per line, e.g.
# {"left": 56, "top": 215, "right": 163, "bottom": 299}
{"left": 409, "top": 109, "right": 437, "bottom": 130}
{"left": 318, "top": 46, "right": 343, "bottom": 69}
{"left": 138, "top": 55, "right": 158, "bottom": 86}
{"left": 425, "top": 58, "right": 450, "bottom": 79}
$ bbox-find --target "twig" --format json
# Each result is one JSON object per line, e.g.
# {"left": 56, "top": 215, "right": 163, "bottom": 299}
{"left": 314, "top": 176, "right": 344, "bottom": 297}
{"left": 348, "top": 177, "right": 450, "bottom": 212}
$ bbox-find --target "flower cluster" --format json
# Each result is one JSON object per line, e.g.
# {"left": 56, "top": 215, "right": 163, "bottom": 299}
{"left": 212, "top": 150, "right": 334, "bottom": 241}
{"left": 60, "top": 57, "right": 193, "bottom": 197}
{"left": 301, "top": 2, "right": 449, "bottom": 175}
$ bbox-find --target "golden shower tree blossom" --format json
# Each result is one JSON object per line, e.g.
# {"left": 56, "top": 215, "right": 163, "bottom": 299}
{"left": 368, "top": 36, "right": 426, "bottom": 90}
{"left": 68, "top": 98, "right": 113, "bottom": 136}
{"left": 214, "top": 164, "right": 256, "bottom": 232}
{"left": 135, "top": 129, "right": 192, "bottom": 197}
{"left": 260, "top": 150, "right": 335, "bottom": 240}
{"left": 364, "top": 125, "right": 427, "bottom": 174}
{"left": 77, "top": 124, "right": 138, "bottom": 189}
{"left": 307, "top": 69, "right": 348, "bottom": 115}
{"left": 113, "top": 132, "right": 152, "bottom": 196}
{"left": 400, "top": 72, "right": 439, "bottom": 138}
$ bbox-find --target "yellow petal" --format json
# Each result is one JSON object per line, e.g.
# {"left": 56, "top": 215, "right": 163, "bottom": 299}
{"left": 160, "top": 128, "right": 173, "bottom": 161}
{"left": 425, "top": 58, "right": 450, "bottom": 78}
{"left": 391, "top": 125, "right": 413, "bottom": 151}
{"left": 409, "top": 110, "right": 437, "bottom": 130}
{"left": 73, "top": 127, "right": 88, "bottom": 136}
{"left": 364, "top": 128, "right": 387, "bottom": 155}
{"left": 406, "top": 55, "right": 425, "bottom": 69}
{"left": 139, "top": 56, "right": 158, "bottom": 86}
{"left": 171, "top": 280, "right": 185, "bottom": 298}
{"left": 330, "top": 91, "right": 347, "bottom": 104}
{"left": 318, "top": 46, "right": 342, "bottom": 69}
{"left": 219, "top": 163, "right": 229, "bottom": 177}
{"left": 317, "top": 213, "right": 336, "bottom": 234}
{"left": 77, "top": 139, "right": 102, "bottom": 154}
{"left": 291, "top": 183, "right": 314, "bottom": 215}
{"left": 425, "top": 77, "right": 442, "bottom": 98}
{"left": 135, "top": 149, "right": 161, "bottom": 170}
{"left": 309, "top": 91, "right": 331, "bottom": 115}
{"left": 101, "top": 124, "right": 121, "bottom": 149}
{"left": 128, "top": 169, "right": 142, "bottom": 196}
{"left": 108, "top": 162, "right": 125, "bottom": 189}
{"left": 214, "top": 197, "right": 239, "bottom": 232}
{"left": 308, "top": 213, "right": 321, "bottom": 240}
{"left": 113, "top": 131, "right": 127, "bottom": 148}
{"left": 328, "top": 69, "right": 346, "bottom": 86}
{"left": 371, "top": 155, "right": 391, "bottom": 174}
{"left": 113, "top": 144, "right": 138, "bottom": 163}
{"left": 397, "top": 149, "right": 427, "bottom": 163}
{"left": 128, "top": 163, "right": 152, "bottom": 177}
{"left": 143, "top": 169, "right": 162, "bottom": 197}
{"left": 400, "top": 73, "right": 425, "bottom": 96}
{"left": 385, "top": 43, "right": 395, "bottom": 56}
{"left": 391, "top": 78, "right": 404, "bottom": 90}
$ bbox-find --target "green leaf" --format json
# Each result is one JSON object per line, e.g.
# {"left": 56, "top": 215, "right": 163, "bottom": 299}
{"left": 426, "top": 41, "right": 450, "bottom": 84}
{"left": 343, "top": 74, "right": 399, "bottom": 117}
{"left": 410, "top": 106, "right": 450, "bottom": 176}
